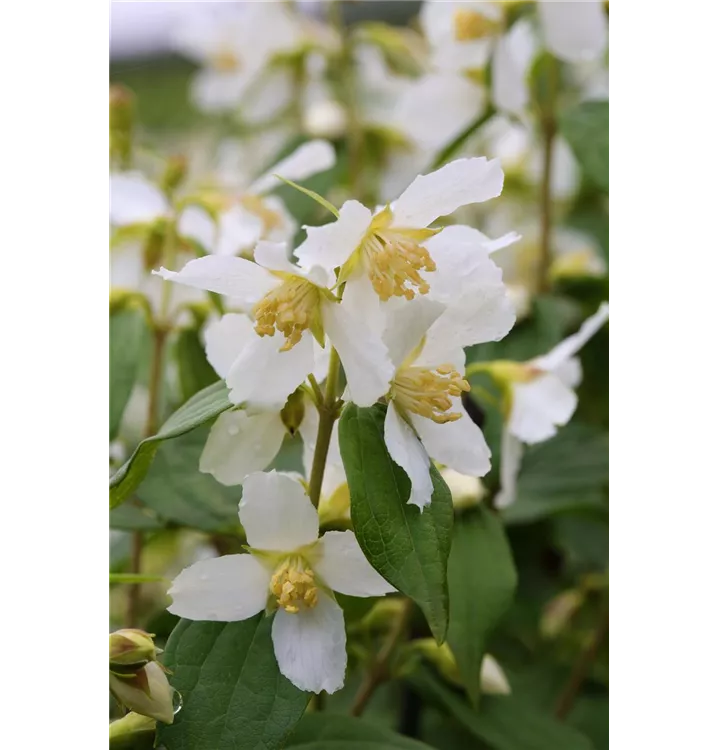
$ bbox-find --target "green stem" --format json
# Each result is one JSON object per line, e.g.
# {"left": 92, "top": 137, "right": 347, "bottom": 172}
{"left": 307, "top": 347, "right": 341, "bottom": 509}
{"left": 537, "top": 59, "right": 558, "bottom": 294}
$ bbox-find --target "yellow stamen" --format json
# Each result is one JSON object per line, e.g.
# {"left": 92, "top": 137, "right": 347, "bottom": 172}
{"left": 392, "top": 364, "right": 470, "bottom": 424}
{"left": 253, "top": 276, "right": 321, "bottom": 351}
{"left": 453, "top": 8, "right": 497, "bottom": 41}
{"left": 211, "top": 49, "right": 241, "bottom": 72}
{"left": 240, "top": 194, "right": 284, "bottom": 234}
{"left": 270, "top": 559, "right": 319, "bottom": 614}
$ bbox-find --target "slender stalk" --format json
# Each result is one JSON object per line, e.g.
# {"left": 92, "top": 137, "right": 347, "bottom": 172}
{"left": 554, "top": 603, "right": 609, "bottom": 719}
{"left": 308, "top": 347, "right": 341, "bottom": 508}
{"left": 350, "top": 599, "right": 413, "bottom": 717}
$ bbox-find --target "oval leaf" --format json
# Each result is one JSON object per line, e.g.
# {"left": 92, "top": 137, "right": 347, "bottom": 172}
{"left": 559, "top": 100, "right": 609, "bottom": 192}
{"left": 447, "top": 508, "right": 517, "bottom": 705}
{"left": 158, "top": 615, "right": 310, "bottom": 750}
{"left": 338, "top": 403, "right": 453, "bottom": 643}
{"left": 175, "top": 327, "right": 219, "bottom": 404}
{"left": 110, "top": 380, "right": 232, "bottom": 509}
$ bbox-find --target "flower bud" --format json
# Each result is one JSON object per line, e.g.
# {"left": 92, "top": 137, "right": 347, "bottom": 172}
{"left": 540, "top": 588, "right": 585, "bottom": 639}
{"left": 359, "top": 598, "right": 406, "bottom": 632}
{"left": 440, "top": 468, "right": 486, "bottom": 511}
{"left": 161, "top": 155, "right": 188, "bottom": 196}
{"left": 480, "top": 654, "right": 511, "bottom": 695}
{"left": 109, "top": 712, "right": 156, "bottom": 750}
{"left": 280, "top": 387, "right": 306, "bottom": 437}
{"left": 110, "top": 629, "right": 158, "bottom": 668}
{"left": 110, "top": 84, "right": 135, "bottom": 169}
{"left": 110, "top": 661, "right": 175, "bottom": 724}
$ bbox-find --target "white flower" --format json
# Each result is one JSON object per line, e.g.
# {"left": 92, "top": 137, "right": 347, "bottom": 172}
{"left": 167, "top": 471, "right": 395, "bottom": 693}
{"left": 182, "top": 140, "right": 336, "bottom": 260}
{"left": 491, "top": 18, "right": 536, "bottom": 118}
{"left": 173, "top": 3, "right": 304, "bottom": 114}
{"left": 199, "top": 313, "right": 330, "bottom": 486}
{"left": 537, "top": 0, "right": 608, "bottom": 64}
{"left": 154, "top": 240, "right": 393, "bottom": 407}
{"left": 295, "top": 157, "right": 509, "bottom": 337}
{"left": 379, "top": 232, "right": 516, "bottom": 509}
{"left": 495, "top": 303, "right": 609, "bottom": 508}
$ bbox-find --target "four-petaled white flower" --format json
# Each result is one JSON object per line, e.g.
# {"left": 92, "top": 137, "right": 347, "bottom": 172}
{"left": 295, "top": 158, "right": 510, "bottom": 336}
{"left": 167, "top": 471, "right": 395, "bottom": 694}
{"left": 496, "top": 302, "right": 609, "bottom": 508}
{"left": 154, "top": 240, "right": 393, "bottom": 407}
{"left": 379, "top": 226, "right": 516, "bottom": 508}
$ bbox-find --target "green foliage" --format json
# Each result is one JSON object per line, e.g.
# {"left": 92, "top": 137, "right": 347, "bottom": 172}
{"left": 559, "top": 101, "right": 609, "bottom": 192}
{"left": 174, "top": 327, "right": 219, "bottom": 404}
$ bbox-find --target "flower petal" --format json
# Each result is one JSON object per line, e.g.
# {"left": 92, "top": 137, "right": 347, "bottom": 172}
{"left": 491, "top": 19, "right": 535, "bottom": 116}
{"left": 532, "top": 302, "right": 608, "bottom": 372}
{"left": 508, "top": 373, "right": 577, "bottom": 444}
{"left": 167, "top": 554, "right": 270, "bottom": 621}
{"left": 391, "top": 157, "right": 504, "bottom": 228}
{"left": 254, "top": 240, "right": 297, "bottom": 274}
{"left": 153, "top": 255, "right": 278, "bottom": 306}
{"left": 384, "top": 401, "right": 434, "bottom": 509}
{"left": 110, "top": 173, "right": 168, "bottom": 226}
{"left": 215, "top": 205, "right": 264, "bottom": 257}
{"left": 495, "top": 427, "right": 524, "bottom": 509}
{"left": 538, "top": 0, "right": 608, "bottom": 63}
{"left": 383, "top": 297, "right": 446, "bottom": 368}
{"left": 321, "top": 299, "right": 394, "bottom": 407}
{"left": 272, "top": 592, "right": 347, "bottom": 694}
{"left": 177, "top": 205, "right": 216, "bottom": 252}
{"left": 295, "top": 200, "right": 373, "bottom": 275}
{"left": 240, "top": 471, "right": 319, "bottom": 551}
{"left": 411, "top": 399, "right": 491, "bottom": 477}
{"left": 204, "top": 313, "right": 255, "bottom": 379}
{"left": 225, "top": 330, "right": 314, "bottom": 409}
{"left": 250, "top": 139, "right": 336, "bottom": 195}
{"left": 200, "top": 410, "right": 286, "bottom": 486}
{"left": 314, "top": 531, "right": 396, "bottom": 597}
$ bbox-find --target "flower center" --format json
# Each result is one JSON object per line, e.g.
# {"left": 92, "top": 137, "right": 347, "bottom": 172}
{"left": 453, "top": 9, "right": 497, "bottom": 41}
{"left": 253, "top": 276, "right": 321, "bottom": 351}
{"left": 361, "top": 228, "right": 437, "bottom": 301}
{"left": 240, "top": 194, "right": 284, "bottom": 234}
{"left": 392, "top": 364, "right": 470, "bottom": 423}
{"left": 211, "top": 48, "right": 241, "bottom": 73}
{"left": 270, "top": 559, "right": 318, "bottom": 614}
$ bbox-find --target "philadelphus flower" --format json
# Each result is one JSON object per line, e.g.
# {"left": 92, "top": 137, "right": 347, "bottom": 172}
{"left": 154, "top": 240, "right": 393, "bottom": 408}
{"left": 494, "top": 303, "right": 609, "bottom": 508}
{"left": 537, "top": 0, "right": 608, "bottom": 64}
{"left": 377, "top": 227, "right": 516, "bottom": 508}
{"left": 172, "top": 3, "right": 303, "bottom": 114}
{"left": 167, "top": 471, "right": 395, "bottom": 693}
{"left": 184, "top": 140, "right": 336, "bottom": 261}
{"left": 295, "top": 157, "right": 509, "bottom": 324}
{"left": 110, "top": 172, "right": 208, "bottom": 315}
{"left": 199, "top": 320, "right": 329, "bottom": 486}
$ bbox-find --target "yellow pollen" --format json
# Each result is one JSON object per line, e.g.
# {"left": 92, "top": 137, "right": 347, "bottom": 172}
{"left": 392, "top": 364, "right": 470, "bottom": 424}
{"left": 240, "top": 194, "right": 283, "bottom": 234}
{"left": 270, "top": 560, "right": 319, "bottom": 614}
{"left": 453, "top": 9, "right": 496, "bottom": 41}
{"left": 253, "top": 276, "right": 321, "bottom": 351}
{"left": 362, "top": 230, "right": 436, "bottom": 302}
{"left": 211, "top": 49, "right": 241, "bottom": 72}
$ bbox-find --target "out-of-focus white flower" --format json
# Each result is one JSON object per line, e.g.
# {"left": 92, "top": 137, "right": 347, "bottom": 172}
{"left": 167, "top": 471, "right": 395, "bottom": 693}
{"left": 491, "top": 18, "right": 536, "bottom": 118}
{"left": 495, "top": 303, "right": 609, "bottom": 508}
{"left": 302, "top": 52, "right": 347, "bottom": 139}
{"left": 173, "top": 3, "right": 304, "bottom": 114}
{"left": 537, "top": 0, "right": 608, "bottom": 64}
{"left": 154, "top": 240, "right": 393, "bottom": 408}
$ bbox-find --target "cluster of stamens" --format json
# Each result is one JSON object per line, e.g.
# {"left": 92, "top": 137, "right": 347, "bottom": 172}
{"left": 392, "top": 364, "right": 470, "bottom": 423}
{"left": 240, "top": 194, "right": 283, "bottom": 234}
{"left": 253, "top": 277, "right": 320, "bottom": 351}
{"left": 270, "top": 559, "right": 318, "bottom": 614}
{"left": 362, "top": 230, "right": 436, "bottom": 301}
{"left": 453, "top": 8, "right": 496, "bottom": 41}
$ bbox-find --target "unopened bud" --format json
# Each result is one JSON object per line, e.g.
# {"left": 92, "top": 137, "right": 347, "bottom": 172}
{"left": 109, "top": 712, "right": 156, "bottom": 750}
{"left": 110, "top": 661, "right": 175, "bottom": 724}
{"left": 453, "top": 8, "right": 500, "bottom": 41}
{"left": 486, "top": 360, "right": 537, "bottom": 386}
{"left": 142, "top": 220, "right": 167, "bottom": 272}
{"left": 110, "top": 84, "right": 135, "bottom": 169}
{"left": 280, "top": 387, "right": 306, "bottom": 437}
{"left": 541, "top": 589, "right": 585, "bottom": 639}
{"left": 161, "top": 155, "right": 188, "bottom": 195}
{"left": 110, "top": 629, "right": 158, "bottom": 668}
{"left": 359, "top": 598, "right": 406, "bottom": 632}
{"left": 440, "top": 468, "right": 486, "bottom": 511}
{"left": 480, "top": 654, "right": 511, "bottom": 695}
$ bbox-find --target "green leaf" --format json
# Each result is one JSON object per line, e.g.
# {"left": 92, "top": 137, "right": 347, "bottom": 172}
{"left": 174, "top": 327, "right": 219, "bottom": 403}
{"left": 137, "top": 427, "right": 241, "bottom": 532}
{"left": 274, "top": 175, "right": 340, "bottom": 218}
{"left": 408, "top": 666, "right": 593, "bottom": 750}
{"left": 286, "top": 713, "right": 433, "bottom": 749}
{"left": 559, "top": 100, "right": 609, "bottom": 192}
{"left": 110, "top": 307, "right": 149, "bottom": 439}
{"left": 110, "top": 381, "right": 232, "bottom": 509}
{"left": 502, "top": 423, "right": 609, "bottom": 525}
{"left": 447, "top": 508, "right": 517, "bottom": 705}
{"left": 158, "top": 616, "right": 309, "bottom": 750}
{"left": 110, "top": 502, "right": 164, "bottom": 531}
{"left": 338, "top": 403, "right": 453, "bottom": 643}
